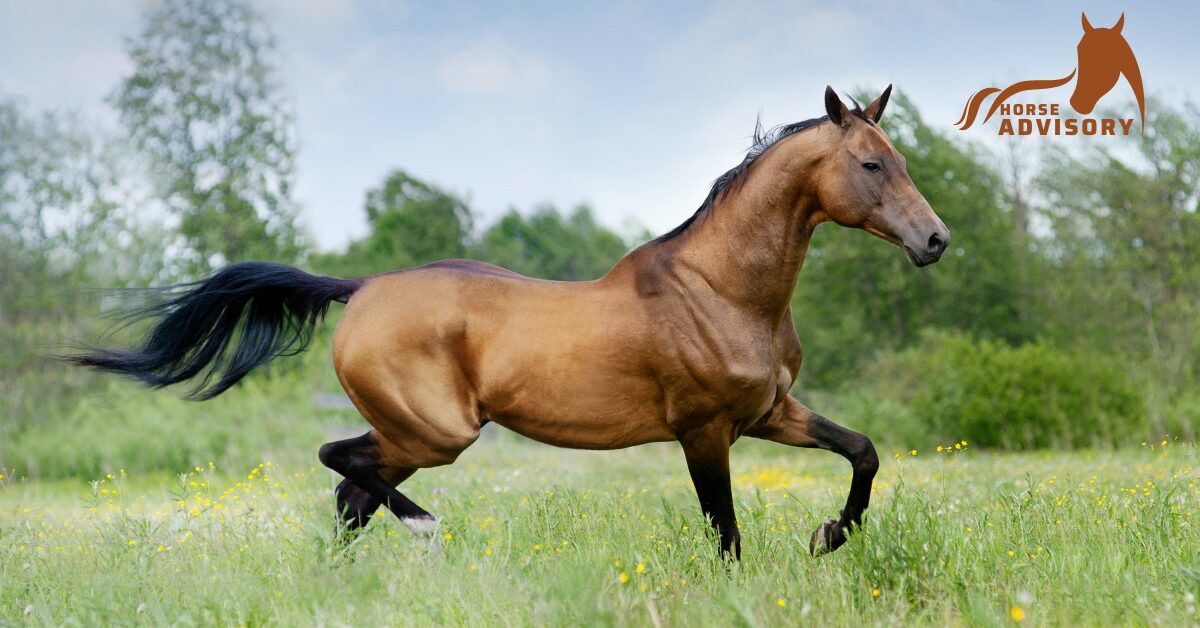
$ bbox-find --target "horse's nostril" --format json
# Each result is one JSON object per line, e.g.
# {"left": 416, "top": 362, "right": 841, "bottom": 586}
{"left": 928, "top": 232, "right": 943, "bottom": 251}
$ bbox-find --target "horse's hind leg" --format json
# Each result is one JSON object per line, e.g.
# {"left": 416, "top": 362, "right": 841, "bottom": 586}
{"left": 319, "top": 432, "right": 437, "bottom": 538}
{"left": 745, "top": 396, "right": 879, "bottom": 556}
{"left": 333, "top": 466, "right": 416, "bottom": 532}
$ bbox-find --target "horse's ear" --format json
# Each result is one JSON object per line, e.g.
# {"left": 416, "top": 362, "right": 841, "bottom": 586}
{"left": 824, "top": 85, "right": 850, "bottom": 128}
{"left": 1081, "top": 12, "right": 1094, "bottom": 33}
{"left": 864, "top": 84, "right": 893, "bottom": 123}
{"left": 1112, "top": 12, "right": 1124, "bottom": 33}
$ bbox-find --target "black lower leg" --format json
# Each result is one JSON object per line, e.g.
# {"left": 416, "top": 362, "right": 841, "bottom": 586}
{"left": 809, "top": 417, "right": 879, "bottom": 549}
{"left": 681, "top": 435, "right": 740, "bottom": 560}
{"left": 334, "top": 478, "right": 381, "bottom": 531}
{"left": 319, "top": 432, "right": 433, "bottom": 529}
{"left": 333, "top": 462, "right": 418, "bottom": 532}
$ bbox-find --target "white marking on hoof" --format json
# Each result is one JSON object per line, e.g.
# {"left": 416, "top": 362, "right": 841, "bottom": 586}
{"left": 401, "top": 517, "right": 438, "bottom": 538}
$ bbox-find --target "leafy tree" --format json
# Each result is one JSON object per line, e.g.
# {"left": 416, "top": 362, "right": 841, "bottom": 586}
{"left": 0, "top": 98, "right": 151, "bottom": 319}
{"left": 315, "top": 170, "right": 631, "bottom": 281}
{"left": 366, "top": 171, "right": 473, "bottom": 264}
{"left": 0, "top": 96, "right": 169, "bottom": 439}
{"left": 473, "top": 204, "right": 629, "bottom": 280}
{"left": 111, "top": 0, "right": 303, "bottom": 273}
{"left": 1035, "top": 99, "right": 1200, "bottom": 433}
{"left": 311, "top": 170, "right": 473, "bottom": 278}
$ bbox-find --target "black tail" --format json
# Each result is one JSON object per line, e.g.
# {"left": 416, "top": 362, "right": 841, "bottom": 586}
{"left": 67, "top": 262, "right": 361, "bottom": 400}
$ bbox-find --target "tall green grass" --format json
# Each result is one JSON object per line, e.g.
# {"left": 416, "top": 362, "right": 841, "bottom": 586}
{"left": 1, "top": 439, "right": 1196, "bottom": 625}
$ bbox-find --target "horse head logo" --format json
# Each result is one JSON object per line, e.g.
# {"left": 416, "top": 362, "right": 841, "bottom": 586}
{"left": 957, "top": 12, "right": 1144, "bottom": 131}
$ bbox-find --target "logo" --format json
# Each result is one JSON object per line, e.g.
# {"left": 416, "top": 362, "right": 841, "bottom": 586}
{"left": 956, "top": 12, "right": 1144, "bottom": 136}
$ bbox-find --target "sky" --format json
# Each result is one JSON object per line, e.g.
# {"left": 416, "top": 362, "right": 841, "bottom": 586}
{"left": 1, "top": 0, "right": 1196, "bottom": 251}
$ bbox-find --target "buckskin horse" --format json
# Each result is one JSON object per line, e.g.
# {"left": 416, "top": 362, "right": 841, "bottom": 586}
{"left": 70, "top": 86, "right": 949, "bottom": 559}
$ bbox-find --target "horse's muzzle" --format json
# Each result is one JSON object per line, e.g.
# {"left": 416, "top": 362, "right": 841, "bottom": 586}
{"left": 905, "top": 228, "right": 950, "bottom": 267}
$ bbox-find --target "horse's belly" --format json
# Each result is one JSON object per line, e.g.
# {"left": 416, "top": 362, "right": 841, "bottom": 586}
{"left": 479, "top": 363, "right": 675, "bottom": 449}
{"left": 487, "top": 413, "right": 676, "bottom": 451}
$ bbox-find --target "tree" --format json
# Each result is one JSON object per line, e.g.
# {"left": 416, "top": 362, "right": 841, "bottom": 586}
{"left": 315, "top": 170, "right": 631, "bottom": 281}
{"left": 473, "top": 204, "right": 629, "bottom": 280}
{"left": 0, "top": 98, "right": 153, "bottom": 319}
{"left": 1035, "top": 99, "right": 1200, "bottom": 430}
{"left": 112, "top": 0, "right": 303, "bottom": 273}
{"left": 0, "top": 96, "right": 170, "bottom": 439}
{"left": 311, "top": 170, "right": 473, "bottom": 278}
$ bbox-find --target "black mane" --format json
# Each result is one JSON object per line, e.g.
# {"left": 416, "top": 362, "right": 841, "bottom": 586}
{"left": 654, "top": 104, "right": 866, "bottom": 242}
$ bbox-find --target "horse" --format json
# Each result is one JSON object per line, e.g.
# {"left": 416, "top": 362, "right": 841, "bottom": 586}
{"left": 956, "top": 12, "right": 1145, "bottom": 131}
{"left": 69, "top": 85, "right": 950, "bottom": 559}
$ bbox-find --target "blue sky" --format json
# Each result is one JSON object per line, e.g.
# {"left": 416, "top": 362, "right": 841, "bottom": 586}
{"left": 1, "top": 0, "right": 1195, "bottom": 250}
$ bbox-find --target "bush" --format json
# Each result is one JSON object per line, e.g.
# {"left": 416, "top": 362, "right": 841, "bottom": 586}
{"left": 855, "top": 331, "right": 1146, "bottom": 450}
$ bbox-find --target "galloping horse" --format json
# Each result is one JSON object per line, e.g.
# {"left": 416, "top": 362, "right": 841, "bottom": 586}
{"left": 956, "top": 12, "right": 1145, "bottom": 130}
{"left": 71, "top": 86, "right": 949, "bottom": 559}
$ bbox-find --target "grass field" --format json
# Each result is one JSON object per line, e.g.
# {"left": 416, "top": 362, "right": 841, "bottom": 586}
{"left": 1, "top": 433, "right": 1197, "bottom": 626}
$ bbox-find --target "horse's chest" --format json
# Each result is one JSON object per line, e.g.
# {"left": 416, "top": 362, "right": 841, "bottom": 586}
{"left": 663, "top": 324, "right": 780, "bottom": 417}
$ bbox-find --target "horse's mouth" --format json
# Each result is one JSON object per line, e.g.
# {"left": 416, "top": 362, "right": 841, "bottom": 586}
{"left": 905, "top": 245, "right": 941, "bottom": 267}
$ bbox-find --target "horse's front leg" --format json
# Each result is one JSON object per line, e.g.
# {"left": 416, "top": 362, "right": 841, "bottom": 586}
{"left": 679, "top": 423, "right": 740, "bottom": 560}
{"left": 745, "top": 396, "right": 879, "bottom": 555}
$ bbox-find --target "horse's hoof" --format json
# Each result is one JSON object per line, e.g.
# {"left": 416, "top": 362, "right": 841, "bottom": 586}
{"left": 809, "top": 519, "right": 841, "bottom": 556}
{"left": 400, "top": 517, "right": 442, "bottom": 554}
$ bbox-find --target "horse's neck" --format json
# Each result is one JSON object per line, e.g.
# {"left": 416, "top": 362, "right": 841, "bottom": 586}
{"left": 659, "top": 139, "right": 824, "bottom": 319}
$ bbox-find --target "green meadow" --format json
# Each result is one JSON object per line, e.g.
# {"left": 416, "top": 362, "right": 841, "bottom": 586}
{"left": 3, "top": 432, "right": 1196, "bottom": 625}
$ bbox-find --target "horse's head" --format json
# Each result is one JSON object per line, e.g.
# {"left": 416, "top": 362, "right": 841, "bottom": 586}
{"left": 815, "top": 86, "right": 950, "bottom": 267}
{"left": 1071, "top": 12, "right": 1144, "bottom": 121}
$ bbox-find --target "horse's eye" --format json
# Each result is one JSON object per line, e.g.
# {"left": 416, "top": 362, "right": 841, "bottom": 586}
{"left": 862, "top": 162, "right": 881, "bottom": 173}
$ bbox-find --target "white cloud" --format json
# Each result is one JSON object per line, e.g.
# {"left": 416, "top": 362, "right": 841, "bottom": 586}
{"left": 437, "top": 35, "right": 553, "bottom": 95}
